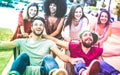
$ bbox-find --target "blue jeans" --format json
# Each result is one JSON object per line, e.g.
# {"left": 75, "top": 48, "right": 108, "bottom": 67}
{"left": 9, "top": 53, "right": 59, "bottom": 75}
{"left": 74, "top": 62, "right": 86, "bottom": 75}
{"left": 40, "top": 55, "right": 59, "bottom": 75}
{"left": 100, "top": 61, "right": 120, "bottom": 75}
{"left": 74, "top": 61, "right": 120, "bottom": 75}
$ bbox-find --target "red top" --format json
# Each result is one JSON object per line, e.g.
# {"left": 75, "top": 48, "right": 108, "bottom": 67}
{"left": 69, "top": 42, "right": 103, "bottom": 66}
{"left": 45, "top": 15, "right": 62, "bottom": 39}
{"left": 11, "top": 11, "right": 32, "bottom": 41}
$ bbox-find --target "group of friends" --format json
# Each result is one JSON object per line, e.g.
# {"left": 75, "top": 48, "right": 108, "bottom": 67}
{"left": 0, "top": 0, "right": 120, "bottom": 75}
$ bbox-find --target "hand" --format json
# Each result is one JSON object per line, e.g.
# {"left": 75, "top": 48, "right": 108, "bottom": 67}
{"left": 69, "top": 57, "right": 85, "bottom": 65}
{"left": 42, "top": 34, "right": 49, "bottom": 38}
{"left": 23, "top": 33, "right": 29, "bottom": 38}
{"left": 29, "top": 33, "right": 32, "bottom": 38}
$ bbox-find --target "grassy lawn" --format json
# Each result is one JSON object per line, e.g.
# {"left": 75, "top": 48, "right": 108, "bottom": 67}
{"left": 0, "top": 28, "right": 13, "bottom": 75}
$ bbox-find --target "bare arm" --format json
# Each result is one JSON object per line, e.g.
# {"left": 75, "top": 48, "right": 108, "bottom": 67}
{"left": 0, "top": 41, "right": 16, "bottom": 50}
{"left": 44, "top": 35, "right": 69, "bottom": 49}
{"left": 51, "top": 46, "right": 83, "bottom": 65}
{"left": 20, "top": 26, "right": 29, "bottom": 38}
{"left": 102, "top": 48, "right": 120, "bottom": 57}
{"left": 20, "top": 26, "right": 25, "bottom": 34}
{"left": 19, "top": 11, "right": 25, "bottom": 35}
{"left": 98, "top": 25, "right": 112, "bottom": 43}
{"left": 50, "top": 18, "right": 64, "bottom": 37}
{"left": 19, "top": 11, "right": 29, "bottom": 38}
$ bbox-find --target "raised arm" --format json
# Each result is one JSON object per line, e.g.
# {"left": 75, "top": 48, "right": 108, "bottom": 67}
{"left": 44, "top": 35, "right": 69, "bottom": 50}
{"left": 0, "top": 41, "right": 16, "bottom": 50}
{"left": 49, "top": 18, "right": 64, "bottom": 37}
{"left": 18, "top": 11, "right": 24, "bottom": 35}
{"left": 102, "top": 48, "right": 120, "bottom": 57}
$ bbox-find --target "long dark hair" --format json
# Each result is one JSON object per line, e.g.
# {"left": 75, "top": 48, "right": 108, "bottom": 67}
{"left": 97, "top": 10, "right": 110, "bottom": 27}
{"left": 64, "top": 4, "right": 88, "bottom": 28}
{"left": 43, "top": 0, "right": 67, "bottom": 18}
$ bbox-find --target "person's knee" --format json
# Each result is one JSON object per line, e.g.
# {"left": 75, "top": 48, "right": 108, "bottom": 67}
{"left": 20, "top": 53, "right": 29, "bottom": 60}
{"left": 41, "top": 55, "right": 59, "bottom": 74}
{"left": 10, "top": 53, "right": 30, "bottom": 75}
{"left": 74, "top": 61, "right": 86, "bottom": 74}
{"left": 43, "top": 55, "right": 58, "bottom": 67}
{"left": 43, "top": 55, "right": 55, "bottom": 62}
{"left": 44, "top": 55, "right": 53, "bottom": 59}
{"left": 18, "top": 53, "right": 30, "bottom": 65}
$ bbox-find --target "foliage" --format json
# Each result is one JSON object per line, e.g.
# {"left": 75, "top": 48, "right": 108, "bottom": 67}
{"left": 0, "top": 28, "right": 13, "bottom": 41}
{"left": 102, "top": 2, "right": 106, "bottom": 7}
{"left": 86, "top": 0, "right": 97, "bottom": 6}
{"left": 87, "top": 6, "right": 98, "bottom": 11}
{"left": 113, "top": 3, "right": 120, "bottom": 15}
{"left": 0, "top": 28, "right": 13, "bottom": 75}
{"left": 20, "top": 0, "right": 24, "bottom": 2}
{"left": 0, "top": 50, "right": 13, "bottom": 74}
{"left": 116, "top": 3, "right": 120, "bottom": 9}
{"left": 3, "top": 0, "right": 12, "bottom": 2}
{"left": 2, "top": 0, "right": 26, "bottom": 2}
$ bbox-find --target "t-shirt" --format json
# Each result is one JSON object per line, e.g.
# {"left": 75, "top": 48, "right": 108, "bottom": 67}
{"left": 44, "top": 15, "right": 62, "bottom": 39}
{"left": 69, "top": 42, "right": 103, "bottom": 66}
{"left": 62, "top": 17, "right": 88, "bottom": 41}
{"left": 15, "top": 38, "right": 57, "bottom": 66}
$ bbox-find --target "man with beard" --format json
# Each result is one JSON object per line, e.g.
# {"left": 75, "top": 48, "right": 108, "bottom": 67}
{"left": 44, "top": 30, "right": 120, "bottom": 75}
{"left": 0, "top": 16, "right": 82, "bottom": 75}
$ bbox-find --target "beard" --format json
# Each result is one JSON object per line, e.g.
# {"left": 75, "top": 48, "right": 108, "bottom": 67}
{"left": 82, "top": 40, "right": 93, "bottom": 48}
{"left": 33, "top": 30, "right": 43, "bottom": 36}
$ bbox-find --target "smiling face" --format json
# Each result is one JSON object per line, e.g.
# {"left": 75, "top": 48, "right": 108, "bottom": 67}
{"left": 28, "top": 6, "right": 38, "bottom": 18}
{"left": 31, "top": 20, "right": 44, "bottom": 36}
{"left": 74, "top": 7, "right": 83, "bottom": 20}
{"left": 81, "top": 31, "right": 93, "bottom": 48}
{"left": 49, "top": 3, "right": 57, "bottom": 15}
{"left": 100, "top": 12, "right": 108, "bottom": 24}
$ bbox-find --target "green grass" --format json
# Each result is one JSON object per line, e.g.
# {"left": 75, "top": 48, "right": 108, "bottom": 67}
{"left": 0, "top": 28, "right": 13, "bottom": 75}
{"left": 0, "top": 28, "right": 13, "bottom": 41}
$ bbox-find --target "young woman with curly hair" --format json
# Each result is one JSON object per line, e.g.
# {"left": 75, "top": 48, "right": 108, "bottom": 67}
{"left": 43, "top": 0, "right": 67, "bottom": 39}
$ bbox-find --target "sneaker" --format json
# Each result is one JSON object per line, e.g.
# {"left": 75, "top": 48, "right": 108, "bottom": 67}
{"left": 87, "top": 60, "right": 100, "bottom": 75}
{"left": 80, "top": 60, "right": 100, "bottom": 75}
{"left": 10, "top": 73, "right": 16, "bottom": 75}
{"left": 9, "top": 71, "right": 20, "bottom": 75}
{"left": 52, "top": 68, "right": 68, "bottom": 75}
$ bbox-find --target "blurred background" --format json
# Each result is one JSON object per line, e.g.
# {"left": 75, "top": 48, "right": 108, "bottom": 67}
{"left": 0, "top": 0, "right": 120, "bottom": 75}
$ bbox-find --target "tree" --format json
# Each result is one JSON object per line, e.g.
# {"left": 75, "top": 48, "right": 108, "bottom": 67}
{"left": 3, "top": 0, "right": 12, "bottom": 2}
{"left": 116, "top": 3, "right": 120, "bottom": 21}
{"left": 86, "top": 0, "right": 97, "bottom": 6}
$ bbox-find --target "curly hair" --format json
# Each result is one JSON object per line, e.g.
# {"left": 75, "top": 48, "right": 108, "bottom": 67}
{"left": 43, "top": 0, "right": 67, "bottom": 18}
